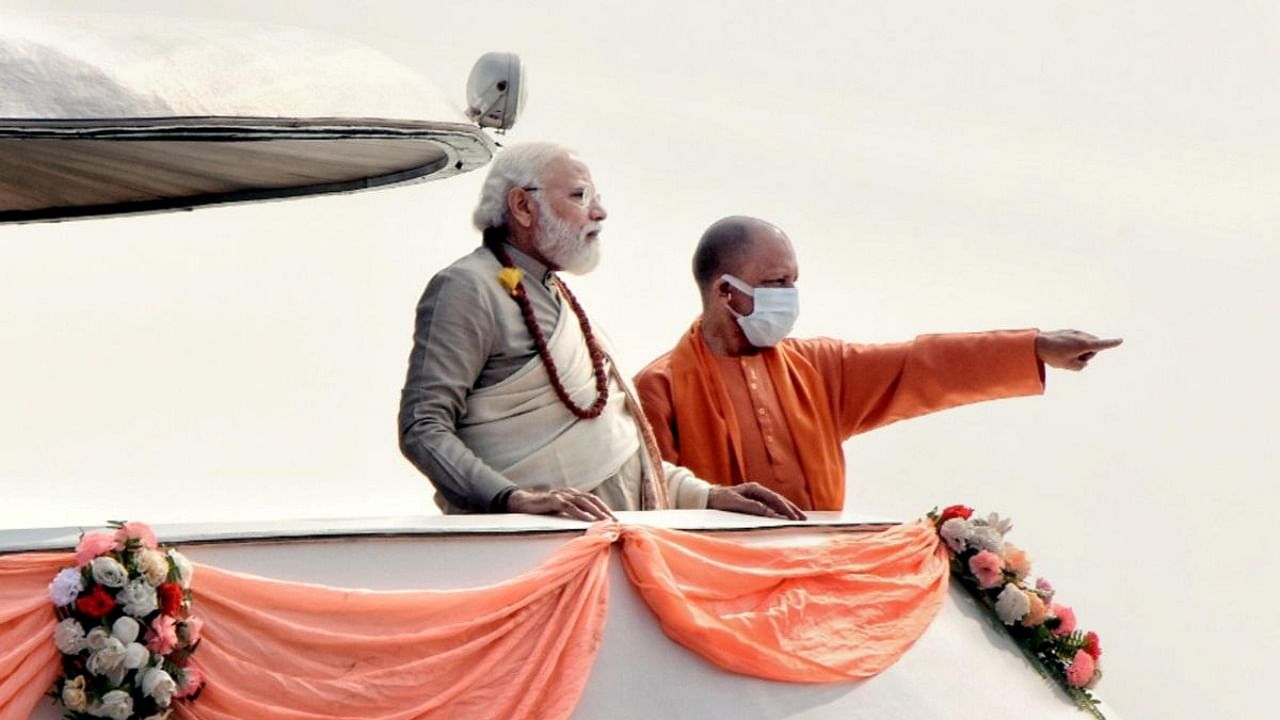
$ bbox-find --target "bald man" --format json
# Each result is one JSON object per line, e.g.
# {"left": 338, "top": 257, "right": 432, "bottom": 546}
{"left": 634, "top": 216, "right": 1121, "bottom": 511}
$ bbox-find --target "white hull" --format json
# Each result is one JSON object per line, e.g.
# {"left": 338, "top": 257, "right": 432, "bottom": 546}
{"left": 11, "top": 511, "right": 1119, "bottom": 719}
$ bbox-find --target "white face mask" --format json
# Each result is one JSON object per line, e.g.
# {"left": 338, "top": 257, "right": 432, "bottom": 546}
{"left": 721, "top": 274, "right": 799, "bottom": 347}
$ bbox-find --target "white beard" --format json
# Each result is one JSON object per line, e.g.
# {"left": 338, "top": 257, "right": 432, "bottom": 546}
{"left": 534, "top": 203, "right": 601, "bottom": 275}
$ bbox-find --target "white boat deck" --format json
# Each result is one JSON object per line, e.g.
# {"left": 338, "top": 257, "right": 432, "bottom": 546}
{"left": 0, "top": 510, "right": 896, "bottom": 553}
{"left": 13, "top": 511, "right": 1118, "bottom": 719}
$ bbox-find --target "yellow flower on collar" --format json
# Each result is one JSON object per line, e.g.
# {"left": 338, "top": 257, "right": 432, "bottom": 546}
{"left": 497, "top": 267, "right": 525, "bottom": 295}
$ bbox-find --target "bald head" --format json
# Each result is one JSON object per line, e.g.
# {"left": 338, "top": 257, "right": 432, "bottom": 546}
{"left": 692, "top": 216, "right": 788, "bottom": 293}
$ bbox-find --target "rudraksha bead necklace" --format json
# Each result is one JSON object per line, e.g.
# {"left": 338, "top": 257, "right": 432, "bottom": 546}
{"left": 487, "top": 240, "right": 610, "bottom": 419}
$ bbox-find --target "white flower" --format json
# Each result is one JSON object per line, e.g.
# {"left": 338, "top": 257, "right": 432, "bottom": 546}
{"left": 87, "top": 637, "right": 128, "bottom": 685}
{"left": 61, "top": 675, "right": 89, "bottom": 712}
{"left": 111, "top": 616, "right": 140, "bottom": 644}
{"left": 107, "top": 616, "right": 152, "bottom": 670}
{"left": 136, "top": 548, "right": 170, "bottom": 587}
{"left": 117, "top": 578, "right": 158, "bottom": 617}
{"left": 939, "top": 518, "right": 974, "bottom": 552}
{"left": 48, "top": 568, "right": 84, "bottom": 606}
{"left": 90, "top": 556, "right": 129, "bottom": 588}
{"left": 168, "top": 550, "right": 194, "bottom": 589}
{"left": 969, "top": 526, "right": 1005, "bottom": 553}
{"left": 140, "top": 666, "right": 178, "bottom": 708}
{"left": 125, "top": 642, "right": 151, "bottom": 670}
{"left": 85, "top": 626, "right": 111, "bottom": 651}
{"left": 974, "top": 512, "right": 1014, "bottom": 536}
{"left": 995, "top": 583, "right": 1031, "bottom": 625}
{"left": 53, "top": 618, "right": 87, "bottom": 655}
{"left": 89, "top": 689, "right": 133, "bottom": 720}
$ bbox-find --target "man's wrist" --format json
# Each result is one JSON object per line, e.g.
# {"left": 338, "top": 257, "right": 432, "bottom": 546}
{"left": 490, "top": 486, "right": 519, "bottom": 513}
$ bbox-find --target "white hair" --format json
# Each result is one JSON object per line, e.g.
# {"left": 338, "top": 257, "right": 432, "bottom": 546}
{"left": 471, "top": 141, "right": 574, "bottom": 231}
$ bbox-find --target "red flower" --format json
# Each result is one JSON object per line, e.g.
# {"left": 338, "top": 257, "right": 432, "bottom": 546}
{"left": 75, "top": 585, "right": 116, "bottom": 618}
{"left": 939, "top": 505, "right": 974, "bottom": 524}
{"left": 158, "top": 582, "right": 185, "bottom": 616}
{"left": 1083, "top": 630, "right": 1102, "bottom": 659}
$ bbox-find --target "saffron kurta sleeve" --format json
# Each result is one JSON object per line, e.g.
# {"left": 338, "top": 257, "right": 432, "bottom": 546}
{"left": 795, "top": 330, "right": 1046, "bottom": 438}
{"left": 634, "top": 326, "right": 1045, "bottom": 510}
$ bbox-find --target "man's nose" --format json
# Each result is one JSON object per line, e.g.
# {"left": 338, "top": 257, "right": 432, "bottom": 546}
{"left": 589, "top": 197, "right": 607, "bottom": 222}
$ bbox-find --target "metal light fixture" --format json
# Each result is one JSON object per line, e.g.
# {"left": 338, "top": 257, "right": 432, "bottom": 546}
{"left": 465, "top": 52, "right": 526, "bottom": 131}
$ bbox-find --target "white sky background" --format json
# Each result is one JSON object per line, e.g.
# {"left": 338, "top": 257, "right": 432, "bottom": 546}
{"left": 2, "top": 1, "right": 1277, "bottom": 718}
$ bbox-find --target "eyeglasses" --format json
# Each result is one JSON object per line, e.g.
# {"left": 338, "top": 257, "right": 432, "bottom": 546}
{"left": 522, "top": 185, "right": 601, "bottom": 209}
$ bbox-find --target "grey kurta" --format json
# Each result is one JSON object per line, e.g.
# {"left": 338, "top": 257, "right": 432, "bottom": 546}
{"left": 398, "top": 242, "right": 710, "bottom": 512}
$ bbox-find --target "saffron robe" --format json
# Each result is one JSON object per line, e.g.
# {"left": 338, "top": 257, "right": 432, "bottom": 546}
{"left": 634, "top": 321, "right": 1045, "bottom": 510}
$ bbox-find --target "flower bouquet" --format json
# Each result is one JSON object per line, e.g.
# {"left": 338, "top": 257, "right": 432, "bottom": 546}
{"left": 46, "top": 521, "right": 204, "bottom": 720}
{"left": 930, "top": 505, "right": 1105, "bottom": 718}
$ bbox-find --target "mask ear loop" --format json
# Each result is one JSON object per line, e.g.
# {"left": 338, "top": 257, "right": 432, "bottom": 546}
{"left": 719, "top": 273, "right": 756, "bottom": 297}
{"left": 718, "top": 274, "right": 753, "bottom": 319}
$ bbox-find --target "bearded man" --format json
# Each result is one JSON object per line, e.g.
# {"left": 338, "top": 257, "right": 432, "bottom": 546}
{"left": 635, "top": 215, "right": 1122, "bottom": 512}
{"left": 398, "top": 144, "right": 803, "bottom": 522}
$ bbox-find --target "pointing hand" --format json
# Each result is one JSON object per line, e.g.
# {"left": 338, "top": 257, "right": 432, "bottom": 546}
{"left": 1035, "top": 330, "right": 1123, "bottom": 371}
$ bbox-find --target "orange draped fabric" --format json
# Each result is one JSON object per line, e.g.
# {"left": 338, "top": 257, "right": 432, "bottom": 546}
{"left": 0, "top": 522, "right": 948, "bottom": 720}
{"left": 178, "top": 527, "right": 614, "bottom": 720}
{"left": 619, "top": 521, "right": 949, "bottom": 681}
{"left": 0, "top": 553, "right": 67, "bottom": 720}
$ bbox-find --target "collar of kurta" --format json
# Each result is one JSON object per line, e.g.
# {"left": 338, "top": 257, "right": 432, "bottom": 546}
{"left": 502, "top": 242, "right": 557, "bottom": 288}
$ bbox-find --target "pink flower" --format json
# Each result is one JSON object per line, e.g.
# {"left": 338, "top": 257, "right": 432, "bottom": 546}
{"left": 114, "top": 521, "right": 158, "bottom": 549}
{"left": 74, "top": 531, "right": 118, "bottom": 566}
{"left": 1051, "top": 604, "right": 1078, "bottom": 636}
{"left": 180, "top": 616, "right": 204, "bottom": 646}
{"left": 175, "top": 666, "right": 204, "bottom": 699}
{"left": 1035, "top": 577, "right": 1055, "bottom": 603}
{"left": 1065, "top": 649, "right": 1097, "bottom": 687}
{"left": 146, "top": 616, "right": 179, "bottom": 655}
{"left": 968, "top": 550, "right": 1005, "bottom": 589}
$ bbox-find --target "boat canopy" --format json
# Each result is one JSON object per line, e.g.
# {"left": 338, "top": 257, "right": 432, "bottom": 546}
{"left": 0, "top": 14, "right": 497, "bottom": 223}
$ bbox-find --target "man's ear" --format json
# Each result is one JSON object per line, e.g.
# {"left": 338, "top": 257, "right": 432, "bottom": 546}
{"left": 507, "top": 187, "right": 536, "bottom": 229}
{"left": 717, "top": 278, "right": 734, "bottom": 300}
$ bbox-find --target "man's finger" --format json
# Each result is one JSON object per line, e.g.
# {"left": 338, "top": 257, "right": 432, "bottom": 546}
{"left": 578, "top": 493, "right": 617, "bottom": 521}
{"left": 710, "top": 487, "right": 784, "bottom": 518}
{"left": 781, "top": 498, "right": 807, "bottom": 521}
{"left": 556, "top": 501, "right": 599, "bottom": 522}
{"left": 733, "top": 495, "right": 786, "bottom": 519}
{"left": 568, "top": 494, "right": 614, "bottom": 521}
{"left": 1085, "top": 337, "right": 1123, "bottom": 351}
{"left": 745, "top": 486, "right": 806, "bottom": 520}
